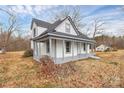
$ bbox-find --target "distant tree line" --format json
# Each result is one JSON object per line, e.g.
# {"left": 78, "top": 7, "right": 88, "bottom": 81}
{"left": 95, "top": 35, "right": 124, "bottom": 49}
{"left": 0, "top": 32, "right": 30, "bottom": 51}
{"left": 0, "top": 7, "right": 30, "bottom": 52}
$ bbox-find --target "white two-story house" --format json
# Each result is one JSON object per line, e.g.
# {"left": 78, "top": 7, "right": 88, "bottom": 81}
{"left": 31, "top": 16, "right": 96, "bottom": 64}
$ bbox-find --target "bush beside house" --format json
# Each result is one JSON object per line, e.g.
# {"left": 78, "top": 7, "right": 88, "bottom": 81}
{"left": 23, "top": 49, "right": 33, "bottom": 57}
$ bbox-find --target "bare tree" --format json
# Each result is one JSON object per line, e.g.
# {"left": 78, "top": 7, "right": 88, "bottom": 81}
{"left": 51, "top": 6, "right": 86, "bottom": 30}
{"left": 0, "top": 8, "right": 21, "bottom": 51}
{"left": 92, "top": 18, "right": 105, "bottom": 39}
{"left": 51, "top": 7, "right": 105, "bottom": 38}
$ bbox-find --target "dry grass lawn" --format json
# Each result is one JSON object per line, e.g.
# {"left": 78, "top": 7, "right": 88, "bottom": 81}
{"left": 0, "top": 50, "right": 124, "bottom": 88}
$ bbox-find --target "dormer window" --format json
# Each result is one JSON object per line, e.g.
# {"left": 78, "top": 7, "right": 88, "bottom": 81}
{"left": 65, "top": 23, "right": 70, "bottom": 32}
{"left": 33, "top": 28, "right": 36, "bottom": 37}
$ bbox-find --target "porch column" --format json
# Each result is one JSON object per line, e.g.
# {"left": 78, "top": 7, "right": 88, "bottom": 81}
{"left": 94, "top": 44, "right": 96, "bottom": 52}
{"left": 86, "top": 43, "right": 88, "bottom": 54}
{"left": 62, "top": 40, "right": 64, "bottom": 60}
{"left": 77, "top": 42, "right": 78, "bottom": 55}
{"left": 80, "top": 42, "right": 81, "bottom": 57}
{"left": 72, "top": 40, "right": 74, "bottom": 59}
{"left": 54, "top": 39, "right": 56, "bottom": 63}
{"left": 92, "top": 44, "right": 94, "bottom": 52}
{"left": 49, "top": 38, "right": 52, "bottom": 57}
{"left": 87, "top": 43, "right": 89, "bottom": 53}
{"left": 87, "top": 43, "right": 89, "bottom": 54}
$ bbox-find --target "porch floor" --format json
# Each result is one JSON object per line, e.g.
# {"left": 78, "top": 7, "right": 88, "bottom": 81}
{"left": 54, "top": 53, "right": 95, "bottom": 64}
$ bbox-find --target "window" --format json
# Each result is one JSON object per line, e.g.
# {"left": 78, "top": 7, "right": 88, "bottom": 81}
{"left": 90, "top": 44, "right": 92, "bottom": 49}
{"left": 65, "top": 23, "right": 70, "bottom": 32}
{"left": 46, "top": 41, "right": 49, "bottom": 53}
{"left": 33, "top": 28, "right": 36, "bottom": 37}
{"left": 83, "top": 43, "right": 86, "bottom": 51}
{"left": 65, "top": 41, "right": 71, "bottom": 53}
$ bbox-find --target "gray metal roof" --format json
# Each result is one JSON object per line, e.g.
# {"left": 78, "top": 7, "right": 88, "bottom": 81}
{"left": 31, "top": 18, "right": 52, "bottom": 29}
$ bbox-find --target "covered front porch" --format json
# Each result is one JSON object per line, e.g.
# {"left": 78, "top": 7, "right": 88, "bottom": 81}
{"left": 55, "top": 53, "right": 95, "bottom": 64}
{"left": 35, "top": 35, "right": 96, "bottom": 64}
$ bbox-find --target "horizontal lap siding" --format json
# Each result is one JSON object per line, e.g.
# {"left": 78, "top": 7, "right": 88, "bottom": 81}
{"left": 51, "top": 40, "right": 55, "bottom": 58}
{"left": 55, "top": 40, "right": 92, "bottom": 59}
{"left": 55, "top": 19, "right": 77, "bottom": 36}
{"left": 33, "top": 40, "right": 93, "bottom": 62}
{"left": 81, "top": 43, "right": 86, "bottom": 54}
{"left": 56, "top": 40, "right": 63, "bottom": 58}
{"left": 33, "top": 42, "right": 46, "bottom": 61}
{"left": 56, "top": 40, "right": 73, "bottom": 58}
{"left": 74, "top": 42, "right": 78, "bottom": 56}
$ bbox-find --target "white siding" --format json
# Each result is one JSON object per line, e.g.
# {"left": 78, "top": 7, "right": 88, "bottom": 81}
{"left": 89, "top": 44, "right": 92, "bottom": 53}
{"left": 33, "top": 42, "right": 46, "bottom": 61}
{"left": 31, "top": 23, "right": 37, "bottom": 38}
{"left": 43, "top": 41, "right": 49, "bottom": 56}
{"left": 33, "top": 39, "right": 93, "bottom": 62}
{"left": 56, "top": 40, "right": 63, "bottom": 58}
{"left": 87, "top": 44, "right": 90, "bottom": 53}
{"left": 55, "top": 19, "right": 77, "bottom": 35}
{"left": 31, "top": 23, "right": 47, "bottom": 38}
{"left": 56, "top": 40, "right": 75, "bottom": 58}
{"left": 31, "top": 22, "right": 47, "bottom": 53}
{"left": 35, "top": 40, "right": 56, "bottom": 58}
{"left": 52, "top": 40, "right": 56, "bottom": 58}
{"left": 56, "top": 40, "right": 73, "bottom": 58}
{"left": 31, "top": 18, "right": 94, "bottom": 63}
{"left": 55, "top": 40, "right": 92, "bottom": 58}
{"left": 37, "top": 27, "right": 47, "bottom": 36}
{"left": 74, "top": 42, "right": 78, "bottom": 56}
{"left": 96, "top": 44, "right": 109, "bottom": 51}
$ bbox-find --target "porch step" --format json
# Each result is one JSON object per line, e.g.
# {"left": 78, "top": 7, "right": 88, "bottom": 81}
{"left": 89, "top": 56, "right": 101, "bottom": 60}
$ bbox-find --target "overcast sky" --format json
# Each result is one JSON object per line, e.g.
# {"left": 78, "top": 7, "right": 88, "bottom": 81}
{"left": 0, "top": 5, "right": 124, "bottom": 37}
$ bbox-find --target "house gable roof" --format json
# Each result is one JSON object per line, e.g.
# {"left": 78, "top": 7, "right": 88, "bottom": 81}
{"left": 31, "top": 16, "right": 95, "bottom": 42}
{"left": 31, "top": 18, "right": 52, "bottom": 29}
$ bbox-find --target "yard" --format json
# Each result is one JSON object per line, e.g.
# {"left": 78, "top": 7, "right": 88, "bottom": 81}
{"left": 0, "top": 50, "right": 123, "bottom": 88}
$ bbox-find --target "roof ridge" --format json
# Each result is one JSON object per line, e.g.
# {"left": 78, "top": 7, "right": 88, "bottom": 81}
{"left": 32, "top": 18, "right": 52, "bottom": 24}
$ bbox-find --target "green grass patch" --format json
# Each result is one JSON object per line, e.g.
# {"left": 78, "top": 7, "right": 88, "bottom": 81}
{"left": 108, "top": 61, "right": 118, "bottom": 65}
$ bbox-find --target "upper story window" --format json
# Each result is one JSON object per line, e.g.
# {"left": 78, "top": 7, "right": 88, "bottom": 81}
{"left": 65, "top": 23, "right": 70, "bottom": 33}
{"left": 33, "top": 28, "right": 36, "bottom": 37}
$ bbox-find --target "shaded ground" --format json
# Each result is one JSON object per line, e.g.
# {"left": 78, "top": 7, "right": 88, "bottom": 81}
{"left": 0, "top": 50, "right": 123, "bottom": 88}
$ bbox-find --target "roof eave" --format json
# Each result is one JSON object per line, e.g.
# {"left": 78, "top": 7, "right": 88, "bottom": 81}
{"left": 32, "top": 32, "right": 96, "bottom": 44}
